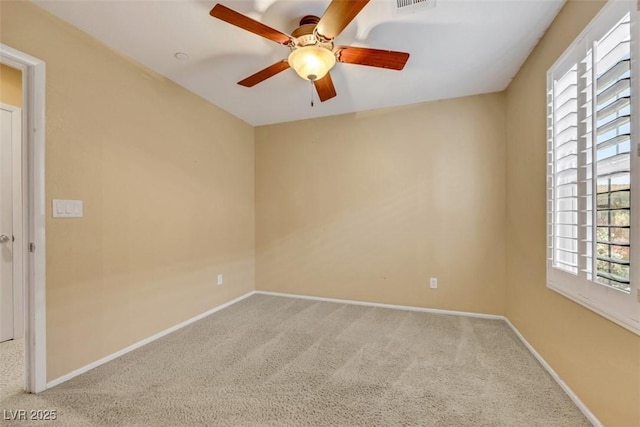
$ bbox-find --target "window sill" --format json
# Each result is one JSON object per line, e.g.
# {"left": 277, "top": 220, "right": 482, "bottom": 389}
{"left": 547, "top": 283, "right": 640, "bottom": 336}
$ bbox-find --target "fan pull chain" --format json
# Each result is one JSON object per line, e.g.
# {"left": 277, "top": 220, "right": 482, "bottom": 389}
{"left": 310, "top": 80, "right": 315, "bottom": 107}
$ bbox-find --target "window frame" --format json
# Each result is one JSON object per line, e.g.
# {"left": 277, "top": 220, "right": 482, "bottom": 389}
{"left": 546, "top": 0, "right": 640, "bottom": 336}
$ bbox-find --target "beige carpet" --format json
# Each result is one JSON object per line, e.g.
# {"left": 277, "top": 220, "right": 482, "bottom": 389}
{"left": 0, "top": 294, "right": 590, "bottom": 426}
{"left": 0, "top": 337, "right": 24, "bottom": 401}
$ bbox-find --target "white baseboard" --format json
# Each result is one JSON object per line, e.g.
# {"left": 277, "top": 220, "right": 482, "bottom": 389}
{"left": 47, "top": 291, "right": 256, "bottom": 389}
{"left": 504, "top": 318, "right": 602, "bottom": 427}
{"left": 254, "top": 290, "right": 504, "bottom": 320}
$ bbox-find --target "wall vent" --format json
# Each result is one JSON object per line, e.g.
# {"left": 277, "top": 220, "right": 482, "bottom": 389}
{"left": 394, "top": 0, "right": 436, "bottom": 15}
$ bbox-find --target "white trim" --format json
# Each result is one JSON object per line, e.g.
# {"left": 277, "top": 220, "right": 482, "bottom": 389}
{"left": 254, "top": 290, "right": 504, "bottom": 320}
{"left": 1, "top": 103, "right": 24, "bottom": 340}
{"left": 504, "top": 318, "right": 603, "bottom": 427}
{"left": 47, "top": 291, "right": 256, "bottom": 388}
{"left": 0, "top": 44, "right": 46, "bottom": 393}
{"left": 549, "top": 283, "right": 640, "bottom": 335}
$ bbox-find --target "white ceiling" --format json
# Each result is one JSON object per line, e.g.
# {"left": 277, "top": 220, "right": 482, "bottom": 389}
{"left": 33, "top": 0, "right": 565, "bottom": 126}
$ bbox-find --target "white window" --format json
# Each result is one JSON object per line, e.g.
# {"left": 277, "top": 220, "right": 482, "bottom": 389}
{"left": 547, "top": 0, "right": 640, "bottom": 335}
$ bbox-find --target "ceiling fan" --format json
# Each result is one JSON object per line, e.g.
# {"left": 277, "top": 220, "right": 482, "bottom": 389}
{"left": 209, "top": 0, "right": 410, "bottom": 103}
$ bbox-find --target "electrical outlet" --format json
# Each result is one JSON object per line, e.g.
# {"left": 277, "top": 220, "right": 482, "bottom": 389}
{"left": 430, "top": 277, "right": 438, "bottom": 289}
{"left": 217, "top": 274, "right": 223, "bottom": 286}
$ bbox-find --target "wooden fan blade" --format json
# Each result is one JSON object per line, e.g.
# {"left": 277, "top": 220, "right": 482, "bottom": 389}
{"left": 336, "top": 46, "right": 410, "bottom": 70}
{"left": 314, "top": 73, "right": 337, "bottom": 102}
{"left": 210, "top": 4, "right": 293, "bottom": 46}
{"left": 238, "top": 60, "right": 290, "bottom": 87}
{"left": 316, "top": 0, "right": 370, "bottom": 41}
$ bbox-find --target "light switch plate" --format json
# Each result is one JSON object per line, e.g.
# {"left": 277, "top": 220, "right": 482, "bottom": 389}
{"left": 52, "top": 199, "right": 83, "bottom": 218}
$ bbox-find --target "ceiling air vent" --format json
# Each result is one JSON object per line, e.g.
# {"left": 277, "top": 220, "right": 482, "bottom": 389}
{"left": 394, "top": 0, "right": 436, "bottom": 15}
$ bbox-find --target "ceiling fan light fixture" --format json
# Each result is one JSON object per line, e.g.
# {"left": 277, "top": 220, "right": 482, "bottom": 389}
{"left": 288, "top": 45, "right": 336, "bottom": 81}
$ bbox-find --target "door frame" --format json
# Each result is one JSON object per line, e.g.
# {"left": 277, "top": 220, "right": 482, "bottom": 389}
{"left": 0, "top": 44, "right": 47, "bottom": 393}
{"left": 1, "top": 102, "right": 24, "bottom": 341}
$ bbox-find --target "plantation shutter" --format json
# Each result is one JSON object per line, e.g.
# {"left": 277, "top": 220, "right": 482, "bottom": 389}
{"left": 592, "top": 12, "right": 632, "bottom": 292}
{"left": 548, "top": 8, "right": 633, "bottom": 288}
{"left": 549, "top": 64, "right": 580, "bottom": 276}
{"left": 547, "top": 1, "right": 639, "bottom": 335}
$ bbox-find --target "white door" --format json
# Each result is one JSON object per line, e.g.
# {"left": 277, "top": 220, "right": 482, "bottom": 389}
{"left": 0, "top": 105, "right": 19, "bottom": 343}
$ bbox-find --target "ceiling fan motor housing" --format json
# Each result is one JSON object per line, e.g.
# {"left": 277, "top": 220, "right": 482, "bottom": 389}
{"left": 291, "top": 16, "right": 333, "bottom": 50}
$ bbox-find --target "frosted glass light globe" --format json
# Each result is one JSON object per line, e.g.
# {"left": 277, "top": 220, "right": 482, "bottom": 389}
{"left": 288, "top": 46, "right": 336, "bottom": 81}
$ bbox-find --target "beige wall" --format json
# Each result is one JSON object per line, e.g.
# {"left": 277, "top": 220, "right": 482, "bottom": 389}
{"left": 256, "top": 94, "right": 506, "bottom": 315}
{"left": 0, "top": 0, "right": 255, "bottom": 381}
{"left": 505, "top": 1, "right": 640, "bottom": 426}
{"left": 0, "top": 63, "right": 22, "bottom": 107}
{"left": 1, "top": 1, "right": 637, "bottom": 424}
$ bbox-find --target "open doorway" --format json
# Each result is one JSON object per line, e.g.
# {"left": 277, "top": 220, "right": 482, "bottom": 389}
{"left": 0, "top": 63, "right": 25, "bottom": 398}
{"left": 0, "top": 44, "right": 47, "bottom": 394}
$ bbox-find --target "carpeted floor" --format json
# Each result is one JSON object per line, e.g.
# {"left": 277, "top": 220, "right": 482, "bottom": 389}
{"left": 0, "top": 337, "right": 24, "bottom": 401}
{"left": 0, "top": 294, "right": 590, "bottom": 426}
